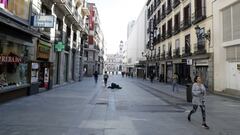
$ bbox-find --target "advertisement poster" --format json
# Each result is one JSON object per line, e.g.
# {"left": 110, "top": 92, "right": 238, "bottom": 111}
{"left": 44, "top": 68, "right": 49, "bottom": 88}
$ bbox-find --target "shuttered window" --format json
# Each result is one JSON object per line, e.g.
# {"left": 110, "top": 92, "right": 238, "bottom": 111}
{"left": 222, "top": 2, "right": 240, "bottom": 42}
{"left": 226, "top": 45, "right": 240, "bottom": 62}
{"left": 237, "top": 46, "right": 240, "bottom": 61}
{"left": 222, "top": 7, "right": 232, "bottom": 42}
{"left": 232, "top": 2, "right": 240, "bottom": 40}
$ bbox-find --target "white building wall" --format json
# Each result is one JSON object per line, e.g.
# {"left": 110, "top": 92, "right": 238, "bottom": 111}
{"left": 213, "top": 0, "right": 240, "bottom": 92}
{"left": 126, "top": 6, "right": 147, "bottom": 66}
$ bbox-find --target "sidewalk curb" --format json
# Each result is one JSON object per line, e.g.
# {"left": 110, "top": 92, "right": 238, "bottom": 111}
{"left": 211, "top": 91, "right": 240, "bottom": 101}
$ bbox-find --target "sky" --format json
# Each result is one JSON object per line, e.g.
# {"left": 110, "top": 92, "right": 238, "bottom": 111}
{"left": 88, "top": 0, "right": 147, "bottom": 54}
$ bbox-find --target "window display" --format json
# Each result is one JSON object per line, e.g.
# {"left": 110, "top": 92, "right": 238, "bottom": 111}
{"left": 0, "top": 40, "right": 30, "bottom": 89}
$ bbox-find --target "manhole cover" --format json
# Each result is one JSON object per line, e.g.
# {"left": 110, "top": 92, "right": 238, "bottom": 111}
{"left": 95, "top": 102, "right": 108, "bottom": 105}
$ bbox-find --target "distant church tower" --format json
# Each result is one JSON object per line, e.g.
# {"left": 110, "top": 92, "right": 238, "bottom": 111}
{"left": 119, "top": 40, "right": 124, "bottom": 55}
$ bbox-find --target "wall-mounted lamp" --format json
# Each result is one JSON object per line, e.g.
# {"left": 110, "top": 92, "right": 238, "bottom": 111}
{"left": 195, "top": 25, "right": 211, "bottom": 42}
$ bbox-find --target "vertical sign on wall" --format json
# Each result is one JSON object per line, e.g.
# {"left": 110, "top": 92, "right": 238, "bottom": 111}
{"left": 88, "top": 3, "right": 94, "bottom": 45}
{"left": 89, "top": 4, "right": 94, "bottom": 31}
{"left": 149, "top": 19, "right": 154, "bottom": 50}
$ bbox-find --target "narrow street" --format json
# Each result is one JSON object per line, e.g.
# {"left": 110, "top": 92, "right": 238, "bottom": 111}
{"left": 0, "top": 75, "right": 240, "bottom": 135}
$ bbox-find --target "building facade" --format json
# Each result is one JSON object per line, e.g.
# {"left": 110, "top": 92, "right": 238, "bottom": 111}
{"left": 213, "top": 0, "right": 240, "bottom": 94}
{"left": 126, "top": 6, "right": 147, "bottom": 77}
{"left": 0, "top": 0, "right": 90, "bottom": 102}
{"left": 105, "top": 41, "right": 124, "bottom": 74}
{"left": 145, "top": 0, "right": 214, "bottom": 91}
{"left": 83, "top": 3, "right": 104, "bottom": 76}
{"left": 0, "top": 0, "right": 39, "bottom": 102}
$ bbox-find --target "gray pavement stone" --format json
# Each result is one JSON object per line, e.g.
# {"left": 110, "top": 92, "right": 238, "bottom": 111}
{"left": 0, "top": 76, "right": 240, "bottom": 135}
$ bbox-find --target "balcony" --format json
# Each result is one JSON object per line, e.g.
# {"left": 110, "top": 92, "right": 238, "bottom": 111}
{"left": 146, "top": 41, "right": 150, "bottom": 49}
{"left": 173, "top": 0, "right": 180, "bottom": 9}
{"left": 161, "top": 12, "right": 166, "bottom": 20}
{"left": 157, "top": 0, "right": 161, "bottom": 7}
{"left": 166, "top": 29, "right": 172, "bottom": 38}
{"left": 72, "top": 40, "right": 77, "bottom": 48}
{"left": 67, "top": 37, "right": 71, "bottom": 45}
{"left": 160, "top": 51, "right": 166, "bottom": 60}
{"left": 166, "top": 50, "right": 172, "bottom": 59}
{"left": 192, "top": 7, "right": 206, "bottom": 24}
{"left": 66, "top": 0, "right": 72, "bottom": 11}
{"left": 173, "top": 48, "right": 180, "bottom": 58}
{"left": 166, "top": 6, "right": 172, "bottom": 15}
{"left": 157, "top": 17, "right": 161, "bottom": 24}
{"left": 194, "top": 40, "right": 207, "bottom": 55}
{"left": 157, "top": 34, "right": 161, "bottom": 43}
{"left": 157, "top": 53, "right": 160, "bottom": 60}
{"left": 173, "top": 25, "right": 180, "bottom": 35}
{"left": 153, "top": 37, "right": 157, "bottom": 46}
{"left": 182, "top": 46, "right": 192, "bottom": 57}
{"left": 180, "top": 19, "right": 191, "bottom": 31}
{"left": 161, "top": 33, "right": 166, "bottom": 41}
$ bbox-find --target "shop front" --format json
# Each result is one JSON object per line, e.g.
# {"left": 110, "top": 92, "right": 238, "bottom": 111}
{"left": 30, "top": 39, "right": 53, "bottom": 94}
{"left": 0, "top": 39, "right": 31, "bottom": 102}
{"left": 194, "top": 59, "right": 209, "bottom": 88}
{"left": 174, "top": 59, "right": 191, "bottom": 84}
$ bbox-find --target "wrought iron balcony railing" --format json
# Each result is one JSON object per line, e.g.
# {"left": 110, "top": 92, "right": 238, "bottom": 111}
{"left": 173, "top": 48, "right": 180, "bottom": 58}
{"left": 180, "top": 18, "right": 191, "bottom": 31}
{"left": 160, "top": 52, "right": 166, "bottom": 60}
{"left": 173, "top": 0, "right": 180, "bottom": 9}
{"left": 192, "top": 7, "right": 206, "bottom": 24}
{"left": 182, "top": 46, "right": 192, "bottom": 57}
{"left": 173, "top": 25, "right": 180, "bottom": 35}
{"left": 194, "top": 40, "right": 207, "bottom": 55}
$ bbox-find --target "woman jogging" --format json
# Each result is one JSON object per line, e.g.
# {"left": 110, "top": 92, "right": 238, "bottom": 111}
{"left": 188, "top": 76, "right": 209, "bottom": 129}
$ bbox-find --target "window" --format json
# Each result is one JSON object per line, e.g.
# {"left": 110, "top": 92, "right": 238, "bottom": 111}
{"left": 174, "top": 13, "right": 180, "bottom": 29}
{"left": 233, "top": 3, "right": 240, "bottom": 40}
{"left": 226, "top": 45, "right": 240, "bottom": 62}
{"left": 222, "top": 2, "right": 240, "bottom": 42}
{"left": 0, "top": 40, "right": 30, "bottom": 88}
{"left": 222, "top": 7, "right": 232, "bottom": 42}
{"left": 175, "top": 39, "right": 180, "bottom": 49}
{"left": 183, "top": 4, "right": 191, "bottom": 25}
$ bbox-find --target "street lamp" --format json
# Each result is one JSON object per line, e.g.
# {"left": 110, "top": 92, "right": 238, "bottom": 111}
{"left": 195, "top": 25, "right": 211, "bottom": 42}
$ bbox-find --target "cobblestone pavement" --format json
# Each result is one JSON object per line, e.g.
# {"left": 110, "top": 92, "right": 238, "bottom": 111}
{"left": 0, "top": 75, "right": 240, "bottom": 135}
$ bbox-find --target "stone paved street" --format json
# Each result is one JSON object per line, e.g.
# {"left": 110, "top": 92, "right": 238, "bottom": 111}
{"left": 0, "top": 75, "right": 240, "bottom": 135}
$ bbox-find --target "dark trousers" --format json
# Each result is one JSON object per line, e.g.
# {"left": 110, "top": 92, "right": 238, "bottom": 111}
{"left": 188, "top": 104, "right": 206, "bottom": 123}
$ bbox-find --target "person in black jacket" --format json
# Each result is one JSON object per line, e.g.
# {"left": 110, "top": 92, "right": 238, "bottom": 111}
{"left": 93, "top": 71, "right": 98, "bottom": 84}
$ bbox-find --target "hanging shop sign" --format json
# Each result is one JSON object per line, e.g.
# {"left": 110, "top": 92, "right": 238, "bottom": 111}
{"left": 32, "top": 15, "right": 55, "bottom": 28}
{"left": 149, "top": 19, "right": 154, "bottom": 50}
{"left": 0, "top": 55, "right": 22, "bottom": 63}
{"left": 195, "top": 59, "right": 208, "bottom": 66}
{"left": 187, "top": 59, "right": 193, "bottom": 65}
{"left": 37, "top": 40, "right": 51, "bottom": 60}
{"left": 54, "top": 42, "right": 65, "bottom": 52}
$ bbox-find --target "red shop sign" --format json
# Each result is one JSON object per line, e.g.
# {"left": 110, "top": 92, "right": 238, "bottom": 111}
{"left": 0, "top": 55, "right": 22, "bottom": 63}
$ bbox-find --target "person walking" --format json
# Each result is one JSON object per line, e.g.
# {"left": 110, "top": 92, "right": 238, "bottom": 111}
{"left": 93, "top": 71, "right": 98, "bottom": 84}
{"left": 172, "top": 73, "right": 179, "bottom": 92}
{"left": 150, "top": 72, "right": 154, "bottom": 83}
{"left": 103, "top": 71, "right": 109, "bottom": 87}
{"left": 188, "top": 76, "right": 209, "bottom": 129}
